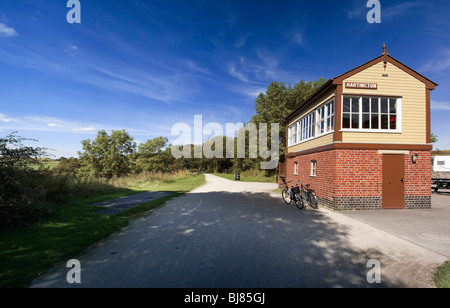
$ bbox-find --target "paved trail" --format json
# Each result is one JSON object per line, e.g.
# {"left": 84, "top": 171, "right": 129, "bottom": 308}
{"left": 31, "top": 174, "right": 447, "bottom": 288}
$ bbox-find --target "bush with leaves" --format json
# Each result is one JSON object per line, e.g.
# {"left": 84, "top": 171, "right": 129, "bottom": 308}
{"left": 77, "top": 130, "right": 136, "bottom": 178}
{"left": 0, "top": 132, "right": 52, "bottom": 228}
{"left": 133, "top": 137, "right": 174, "bottom": 173}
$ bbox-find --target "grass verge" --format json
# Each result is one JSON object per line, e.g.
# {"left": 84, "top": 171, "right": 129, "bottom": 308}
{"left": 435, "top": 261, "right": 450, "bottom": 288}
{"left": 0, "top": 173, "right": 205, "bottom": 288}
{"left": 213, "top": 171, "right": 276, "bottom": 183}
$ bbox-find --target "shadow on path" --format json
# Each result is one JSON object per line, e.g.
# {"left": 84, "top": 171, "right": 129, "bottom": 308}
{"left": 31, "top": 190, "right": 407, "bottom": 288}
{"left": 91, "top": 191, "right": 171, "bottom": 215}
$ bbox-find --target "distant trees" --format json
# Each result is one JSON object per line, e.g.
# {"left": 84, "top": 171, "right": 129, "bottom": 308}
{"left": 134, "top": 137, "right": 174, "bottom": 173}
{"left": 251, "top": 79, "right": 328, "bottom": 157}
{"left": 73, "top": 79, "right": 328, "bottom": 178}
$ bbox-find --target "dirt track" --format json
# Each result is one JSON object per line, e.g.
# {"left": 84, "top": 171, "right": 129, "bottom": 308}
{"left": 31, "top": 174, "right": 448, "bottom": 288}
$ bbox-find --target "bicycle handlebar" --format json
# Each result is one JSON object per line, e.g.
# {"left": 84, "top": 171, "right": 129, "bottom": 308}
{"left": 286, "top": 180, "right": 301, "bottom": 185}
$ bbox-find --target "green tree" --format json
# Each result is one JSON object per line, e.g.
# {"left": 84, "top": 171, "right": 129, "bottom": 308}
{"left": 77, "top": 130, "right": 136, "bottom": 178}
{"left": 431, "top": 133, "right": 438, "bottom": 143}
{"left": 202, "top": 135, "right": 233, "bottom": 173}
{"left": 245, "top": 79, "right": 327, "bottom": 173}
{"left": 134, "top": 137, "right": 174, "bottom": 172}
{"left": 53, "top": 157, "right": 80, "bottom": 176}
{"left": 251, "top": 79, "right": 327, "bottom": 155}
{"left": 171, "top": 144, "right": 205, "bottom": 172}
{"left": 0, "top": 132, "right": 51, "bottom": 227}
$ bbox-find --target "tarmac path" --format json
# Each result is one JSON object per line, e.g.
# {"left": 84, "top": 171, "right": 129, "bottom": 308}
{"left": 30, "top": 174, "right": 448, "bottom": 288}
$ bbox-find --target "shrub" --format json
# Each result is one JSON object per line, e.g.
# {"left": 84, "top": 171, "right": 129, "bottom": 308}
{"left": 0, "top": 132, "right": 52, "bottom": 228}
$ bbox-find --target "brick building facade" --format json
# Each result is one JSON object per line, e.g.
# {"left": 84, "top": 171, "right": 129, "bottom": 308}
{"left": 280, "top": 45, "right": 437, "bottom": 210}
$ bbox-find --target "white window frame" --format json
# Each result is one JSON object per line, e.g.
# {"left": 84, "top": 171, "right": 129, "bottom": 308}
{"left": 294, "top": 162, "right": 298, "bottom": 175}
{"left": 288, "top": 111, "right": 315, "bottom": 147}
{"left": 310, "top": 160, "right": 317, "bottom": 177}
{"left": 341, "top": 95, "right": 402, "bottom": 133}
{"left": 315, "top": 99, "right": 335, "bottom": 137}
{"left": 287, "top": 98, "right": 335, "bottom": 147}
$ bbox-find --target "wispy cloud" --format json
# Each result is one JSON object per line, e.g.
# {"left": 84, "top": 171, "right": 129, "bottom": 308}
{"left": 289, "top": 31, "right": 305, "bottom": 48}
{"left": 24, "top": 116, "right": 66, "bottom": 129}
{"left": 72, "top": 126, "right": 97, "bottom": 132}
{"left": 23, "top": 116, "right": 92, "bottom": 132}
{"left": 229, "top": 82, "right": 267, "bottom": 99}
{"left": 431, "top": 101, "right": 450, "bottom": 111}
{"left": 0, "top": 29, "right": 200, "bottom": 105}
{"left": 86, "top": 64, "right": 182, "bottom": 103}
{"left": 383, "top": 1, "right": 426, "bottom": 19}
{"left": 1, "top": 114, "right": 158, "bottom": 137}
{"left": 2, "top": 115, "right": 100, "bottom": 134}
{"left": 228, "top": 63, "right": 250, "bottom": 83}
{"left": 421, "top": 49, "right": 450, "bottom": 72}
{"left": 184, "top": 59, "right": 210, "bottom": 75}
{"left": 227, "top": 54, "right": 276, "bottom": 84}
{"left": 0, "top": 22, "right": 18, "bottom": 37}
{"left": 234, "top": 33, "right": 251, "bottom": 49}
{"left": 0, "top": 113, "right": 19, "bottom": 123}
{"left": 347, "top": 1, "right": 426, "bottom": 21}
{"left": 64, "top": 43, "right": 79, "bottom": 54}
{"left": 225, "top": 51, "right": 307, "bottom": 99}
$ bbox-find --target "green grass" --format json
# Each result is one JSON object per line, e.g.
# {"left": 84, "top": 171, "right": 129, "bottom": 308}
{"left": 213, "top": 171, "right": 276, "bottom": 183}
{"left": 28, "top": 159, "right": 59, "bottom": 170}
{"left": 432, "top": 150, "right": 450, "bottom": 156}
{"left": 435, "top": 261, "right": 450, "bottom": 288}
{"left": 0, "top": 173, "right": 205, "bottom": 288}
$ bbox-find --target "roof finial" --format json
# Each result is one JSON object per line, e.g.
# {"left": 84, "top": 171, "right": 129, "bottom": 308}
{"left": 382, "top": 43, "right": 388, "bottom": 55}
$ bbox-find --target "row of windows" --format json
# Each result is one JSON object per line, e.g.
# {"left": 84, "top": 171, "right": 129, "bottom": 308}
{"left": 343, "top": 96, "right": 398, "bottom": 130}
{"left": 294, "top": 161, "right": 317, "bottom": 176}
{"left": 288, "top": 96, "right": 401, "bottom": 146}
{"left": 288, "top": 99, "right": 335, "bottom": 146}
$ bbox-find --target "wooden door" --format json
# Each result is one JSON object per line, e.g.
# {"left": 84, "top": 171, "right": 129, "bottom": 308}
{"left": 382, "top": 154, "right": 405, "bottom": 209}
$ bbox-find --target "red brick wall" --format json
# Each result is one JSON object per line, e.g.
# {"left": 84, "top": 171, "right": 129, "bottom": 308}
{"left": 283, "top": 150, "right": 336, "bottom": 203}
{"left": 404, "top": 150, "right": 431, "bottom": 197}
{"left": 282, "top": 149, "right": 431, "bottom": 209}
{"left": 335, "top": 150, "right": 382, "bottom": 198}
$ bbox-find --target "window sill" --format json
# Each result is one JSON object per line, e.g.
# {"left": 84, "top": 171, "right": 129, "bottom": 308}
{"left": 288, "top": 130, "right": 334, "bottom": 147}
{"left": 340, "top": 129, "right": 402, "bottom": 134}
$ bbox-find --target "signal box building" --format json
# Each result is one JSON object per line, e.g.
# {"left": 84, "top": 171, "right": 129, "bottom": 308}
{"left": 280, "top": 45, "right": 438, "bottom": 210}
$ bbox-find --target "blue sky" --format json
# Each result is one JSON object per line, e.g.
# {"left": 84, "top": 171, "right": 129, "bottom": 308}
{"left": 1, "top": 0, "right": 450, "bottom": 157}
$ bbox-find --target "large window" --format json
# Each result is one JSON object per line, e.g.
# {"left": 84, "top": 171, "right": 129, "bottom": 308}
{"left": 288, "top": 99, "right": 335, "bottom": 146}
{"left": 342, "top": 96, "right": 399, "bottom": 131}
{"left": 299, "top": 112, "right": 315, "bottom": 142}
{"left": 292, "top": 123, "right": 297, "bottom": 144}
{"left": 316, "top": 99, "right": 335, "bottom": 136}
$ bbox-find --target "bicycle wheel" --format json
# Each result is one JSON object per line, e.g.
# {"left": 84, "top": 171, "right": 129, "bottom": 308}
{"left": 282, "top": 189, "right": 292, "bottom": 205}
{"left": 294, "top": 193, "right": 304, "bottom": 210}
{"left": 308, "top": 192, "right": 319, "bottom": 209}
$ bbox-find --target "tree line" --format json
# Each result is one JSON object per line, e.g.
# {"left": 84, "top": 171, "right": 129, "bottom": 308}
{"left": 0, "top": 79, "right": 326, "bottom": 226}
{"left": 64, "top": 79, "right": 328, "bottom": 178}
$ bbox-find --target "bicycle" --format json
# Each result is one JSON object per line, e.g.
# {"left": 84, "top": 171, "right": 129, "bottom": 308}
{"left": 280, "top": 177, "right": 304, "bottom": 210}
{"left": 299, "top": 183, "right": 319, "bottom": 209}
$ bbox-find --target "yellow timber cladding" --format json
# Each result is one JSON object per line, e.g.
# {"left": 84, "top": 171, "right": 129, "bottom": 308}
{"left": 288, "top": 89, "right": 335, "bottom": 153}
{"left": 342, "top": 61, "right": 427, "bottom": 144}
{"left": 287, "top": 59, "right": 429, "bottom": 154}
